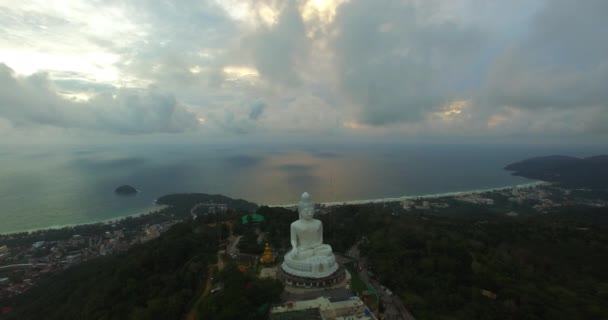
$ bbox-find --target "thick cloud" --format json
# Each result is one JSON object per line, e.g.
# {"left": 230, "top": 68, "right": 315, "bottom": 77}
{"left": 243, "top": 1, "right": 308, "bottom": 86}
{"left": 1, "top": 0, "right": 607, "bottom": 141}
{"left": 0, "top": 64, "right": 199, "bottom": 134}
{"left": 484, "top": 0, "right": 608, "bottom": 111}
{"left": 115, "top": 0, "right": 237, "bottom": 90}
{"left": 330, "top": 0, "right": 485, "bottom": 125}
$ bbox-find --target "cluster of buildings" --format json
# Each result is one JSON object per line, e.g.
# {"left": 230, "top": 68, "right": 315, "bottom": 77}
{"left": 399, "top": 184, "right": 608, "bottom": 215}
{"left": 192, "top": 202, "right": 229, "bottom": 216}
{"left": 502, "top": 186, "right": 566, "bottom": 213}
{"left": 0, "top": 221, "right": 178, "bottom": 301}
{"left": 400, "top": 200, "right": 450, "bottom": 211}
{"left": 139, "top": 222, "right": 177, "bottom": 243}
{"left": 271, "top": 296, "right": 376, "bottom": 320}
{"left": 501, "top": 185, "right": 608, "bottom": 213}
{"left": 455, "top": 194, "right": 495, "bottom": 205}
{"left": 506, "top": 186, "right": 550, "bottom": 205}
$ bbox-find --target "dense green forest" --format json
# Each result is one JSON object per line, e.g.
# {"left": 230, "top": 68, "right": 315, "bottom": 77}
{"left": 236, "top": 204, "right": 368, "bottom": 255}
{"left": 4, "top": 221, "right": 221, "bottom": 320}
{"left": 196, "top": 263, "right": 283, "bottom": 320}
{"left": 356, "top": 206, "right": 608, "bottom": 319}
{"left": 254, "top": 202, "right": 608, "bottom": 319}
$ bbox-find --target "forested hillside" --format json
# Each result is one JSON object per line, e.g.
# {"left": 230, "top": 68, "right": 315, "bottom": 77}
{"left": 360, "top": 207, "right": 608, "bottom": 319}
{"left": 5, "top": 221, "right": 222, "bottom": 320}
{"left": 505, "top": 155, "right": 608, "bottom": 188}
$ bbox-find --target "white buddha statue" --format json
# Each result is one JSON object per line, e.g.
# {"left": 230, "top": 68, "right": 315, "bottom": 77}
{"left": 281, "top": 192, "right": 338, "bottom": 278}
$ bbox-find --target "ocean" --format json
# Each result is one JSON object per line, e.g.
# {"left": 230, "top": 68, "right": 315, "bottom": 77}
{"left": 0, "top": 142, "right": 604, "bottom": 234}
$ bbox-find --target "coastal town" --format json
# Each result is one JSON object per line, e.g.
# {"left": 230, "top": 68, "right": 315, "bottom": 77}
{"left": 312, "top": 182, "right": 608, "bottom": 217}
{"left": 0, "top": 219, "right": 179, "bottom": 303}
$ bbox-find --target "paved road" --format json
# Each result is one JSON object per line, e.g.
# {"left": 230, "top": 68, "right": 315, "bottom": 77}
{"left": 227, "top": 235, "right": 241, "bottom": 255}
{"left": 190, "top": 203, "right": 204, "bottom": 215}
{"left": 0, "top": 263, "right": 48, "bottom": 270}
{"left": 347, "top": 242, "right": 415, "bottom": 320}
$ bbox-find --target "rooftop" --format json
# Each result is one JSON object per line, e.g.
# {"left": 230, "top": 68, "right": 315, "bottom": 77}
{"left": 271, "top": 296, "right": 376, "bottom": 320}
{"left": 270, "top": 308, "right": 323, "bottom": 320}
{"left": 241, "top": 214, "right": 265, "bottom": 224}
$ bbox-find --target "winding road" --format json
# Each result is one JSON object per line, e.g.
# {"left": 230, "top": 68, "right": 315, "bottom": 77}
{"left": 348, "top": 241, "right": 416, "bottom": 320}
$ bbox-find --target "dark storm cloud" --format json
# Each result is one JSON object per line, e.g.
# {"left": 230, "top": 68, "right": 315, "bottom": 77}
{"left": 0, "top": 64, "right": 199, "bottom": 134}
{"left": 210, "top": 99, "right": 269, "bottom": 134}
{"left": 249, "top": 101, "right": 265, "bottom": 120}
{"left": 331, "top": 0, "right": 486, "bottom": 125}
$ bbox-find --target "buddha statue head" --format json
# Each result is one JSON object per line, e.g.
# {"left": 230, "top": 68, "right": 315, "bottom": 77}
{"left": 298, "top": 192, "right": 314, "bottom": 220}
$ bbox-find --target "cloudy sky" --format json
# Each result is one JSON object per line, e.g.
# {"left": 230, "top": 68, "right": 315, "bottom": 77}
{"left": 0, "top": 0, "right": 607, "bottom": 144}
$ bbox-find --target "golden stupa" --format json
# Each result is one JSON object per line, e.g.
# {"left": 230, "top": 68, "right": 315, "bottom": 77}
{"left": 260, "top": 243, "right": 275, "bottom": 264}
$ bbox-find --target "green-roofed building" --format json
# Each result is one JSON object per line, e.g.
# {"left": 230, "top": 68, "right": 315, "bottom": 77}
{"left": 242, "top": 213, "right": 265, "bottom": 224}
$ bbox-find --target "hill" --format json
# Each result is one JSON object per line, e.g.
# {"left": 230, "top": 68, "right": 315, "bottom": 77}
{"left": 4, "top": 189, "right": 608, "bottom": 319}
{"left": 156, "top": 193, "right": 258, "bottom": 213}
{"left": 504, "top": 155, "right": 608, "bottom": 188}
{"left": 4, "top": 221, "right": 221, "bottom": 320}
{"left": 1, "top": 193, "right": 273, "bottom": 320}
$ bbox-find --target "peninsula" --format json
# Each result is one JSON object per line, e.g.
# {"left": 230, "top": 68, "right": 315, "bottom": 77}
{"left": 504, "top": 155, "right": 608, "bottom": 188}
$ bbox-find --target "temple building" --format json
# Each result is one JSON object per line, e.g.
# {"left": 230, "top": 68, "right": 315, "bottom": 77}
{"left": 270, "top": 296, "right": 377, "bottom": 320}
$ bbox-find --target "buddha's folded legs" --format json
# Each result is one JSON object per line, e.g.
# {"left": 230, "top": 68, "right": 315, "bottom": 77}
{"left": 313, "top": 244, "right": 333, "bottom": 256}
{"left": 292, "top": 244, "right": 333, "bottom": 259}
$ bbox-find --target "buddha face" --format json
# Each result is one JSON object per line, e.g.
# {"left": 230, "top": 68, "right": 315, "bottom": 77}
{"left": 300, "top": 206, "right": 314, "bottom": 220}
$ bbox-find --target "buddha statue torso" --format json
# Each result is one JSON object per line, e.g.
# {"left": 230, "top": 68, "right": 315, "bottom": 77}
{"left": 291, "top": 219, "right": 323, "bottom": 250}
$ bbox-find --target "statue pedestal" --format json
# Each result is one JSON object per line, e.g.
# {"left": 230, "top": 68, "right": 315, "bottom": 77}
{"left": 278, "top": 263, "right": 345, "bottom": 289}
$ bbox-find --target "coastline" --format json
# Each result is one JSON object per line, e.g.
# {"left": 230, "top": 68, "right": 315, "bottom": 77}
{"left": 2, "top": 181, "right": 549, "bottom": 235}
{"left": 269, "top": 181, "right": 549, "bottom": 208}
{"left": 1, "top": 204, "right": 168, "bottom": 236}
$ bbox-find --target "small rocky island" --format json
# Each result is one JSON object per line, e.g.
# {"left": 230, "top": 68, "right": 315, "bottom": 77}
{"left": 114, "top": 185, "right": 138, "bottom": 196}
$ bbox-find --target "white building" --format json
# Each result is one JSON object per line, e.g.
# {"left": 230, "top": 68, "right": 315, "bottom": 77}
{"left": 271, "top": 296, "right": 377, "bottom": 320}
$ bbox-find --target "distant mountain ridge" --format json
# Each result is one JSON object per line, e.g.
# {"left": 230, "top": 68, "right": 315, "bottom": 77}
{"left": 505, "top": 155, "right": 608, "bottom": 188}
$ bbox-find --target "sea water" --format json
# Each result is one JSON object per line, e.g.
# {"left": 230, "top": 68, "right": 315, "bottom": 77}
{"left": 0, "top": 142, "right": 603, "bottom": 233}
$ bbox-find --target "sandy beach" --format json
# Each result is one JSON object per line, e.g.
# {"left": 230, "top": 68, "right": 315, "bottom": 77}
{"left": 270, "top": 181, "right": 549, "bottom": 208}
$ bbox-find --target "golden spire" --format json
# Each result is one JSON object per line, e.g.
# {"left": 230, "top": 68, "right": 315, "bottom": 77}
{"left": 260, "top": 243, "right": 275, "bottom": 264}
